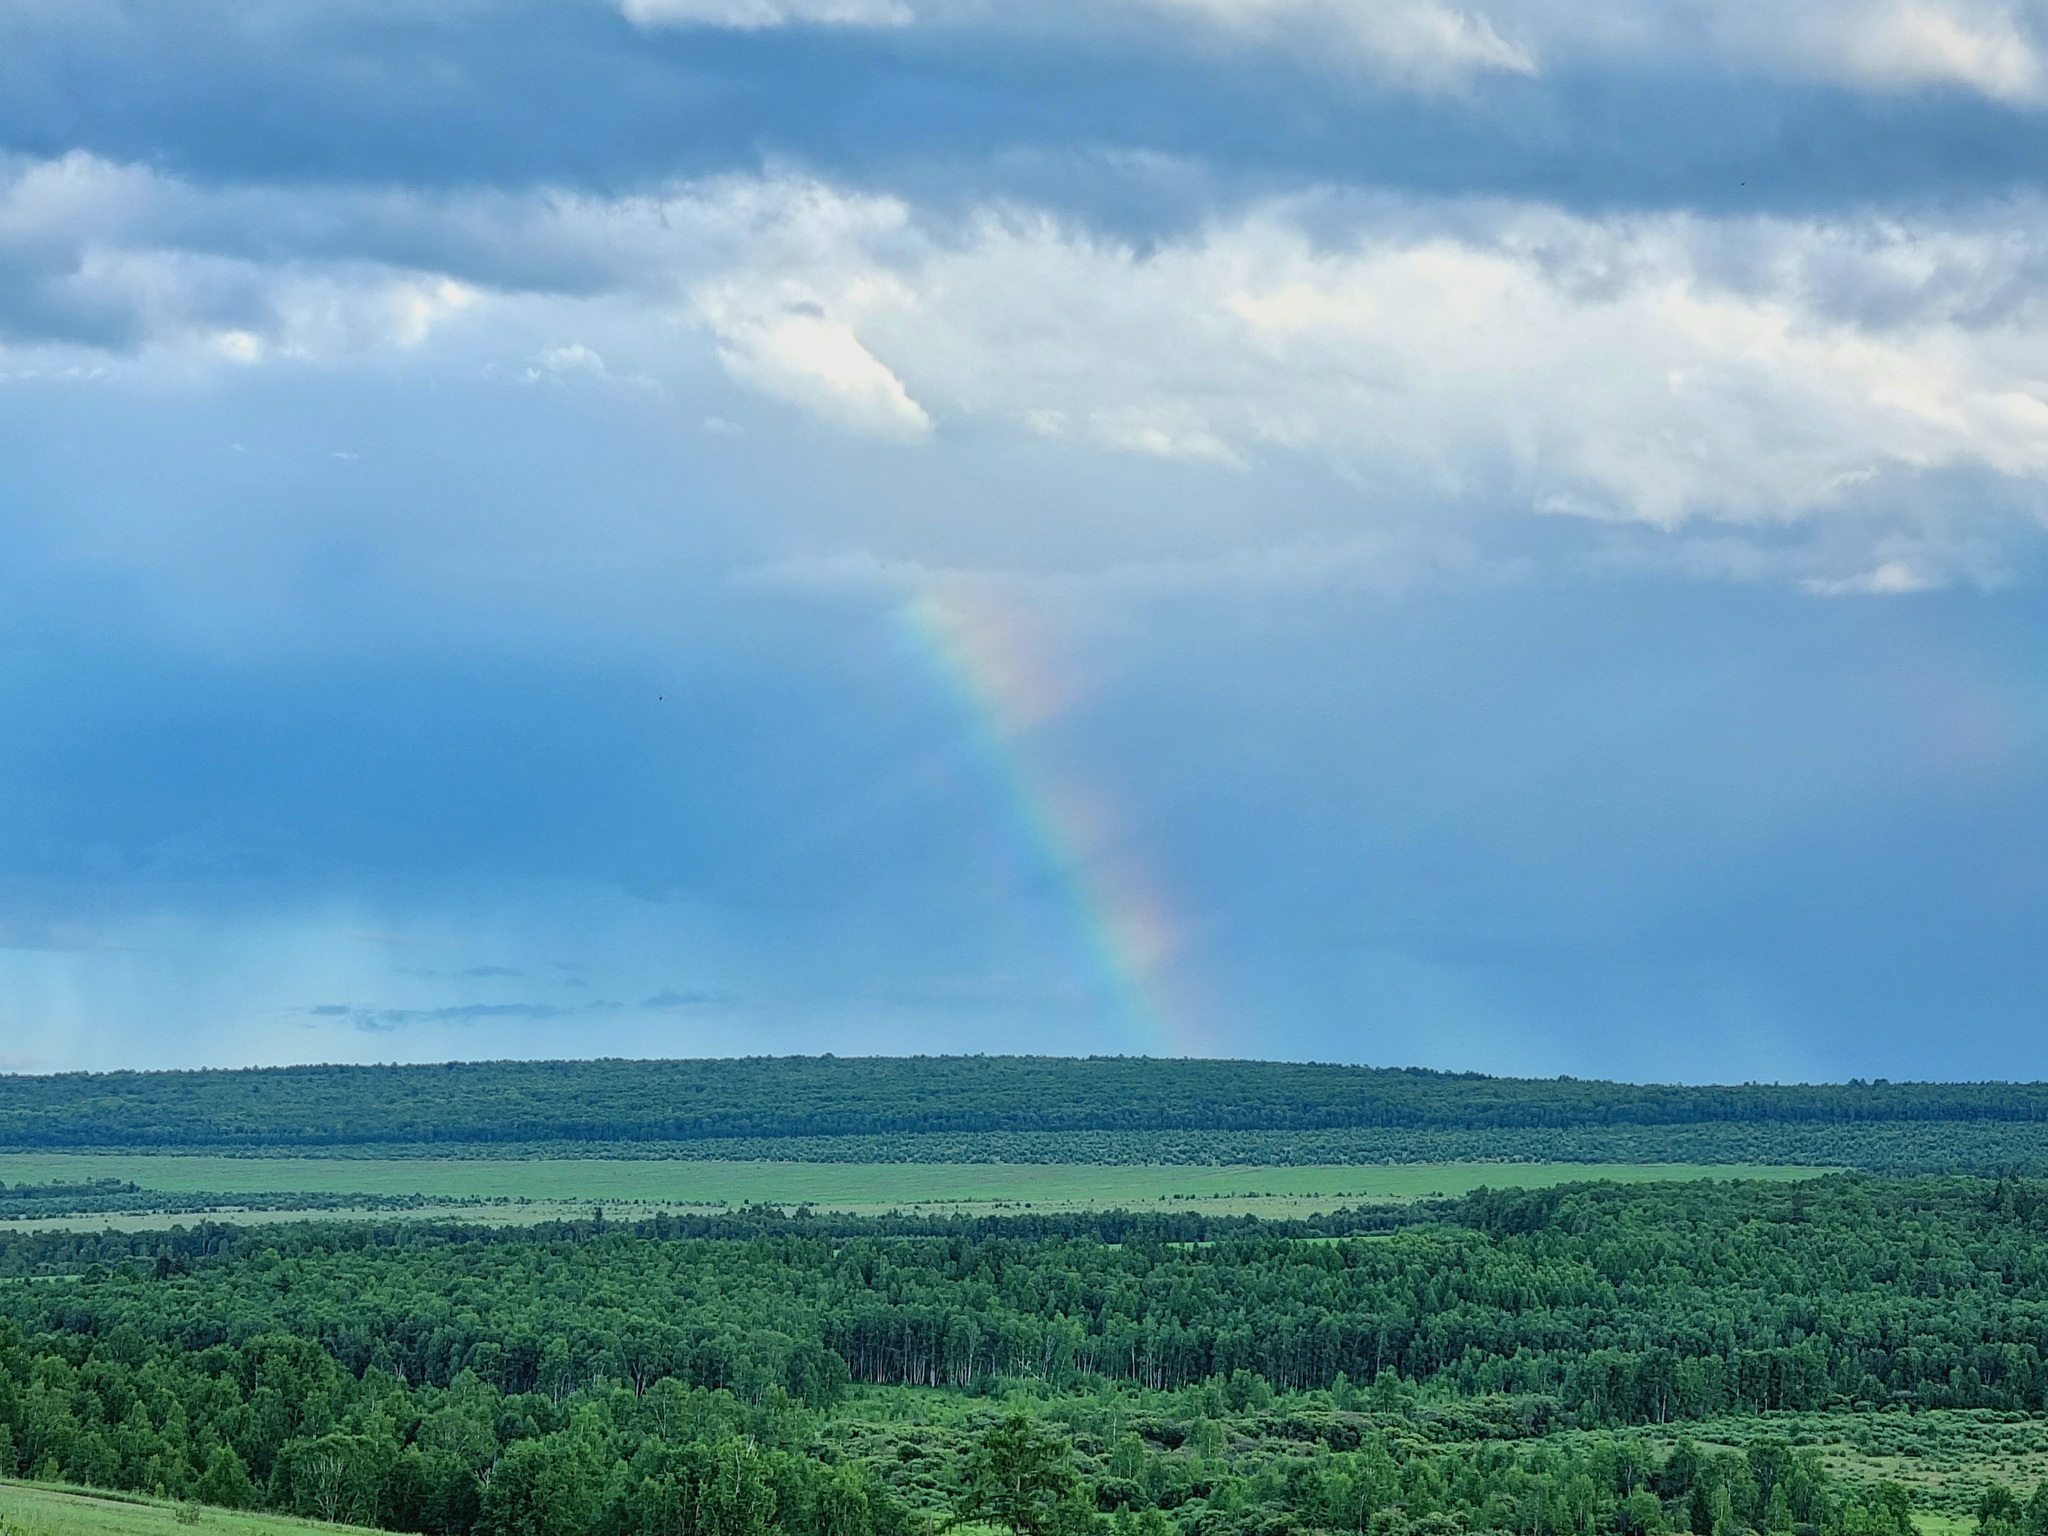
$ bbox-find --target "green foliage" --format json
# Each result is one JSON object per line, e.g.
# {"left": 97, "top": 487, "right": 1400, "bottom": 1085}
{"left": 951, "top": 1415, "right": 1090, "bottom": 1536}
{"left": 3, "top": 1173, "right": 2048, "bottom": 1536}
{"left": 476, "top": 1432, "right": 603, "bottom": 1536}
{"left": 700, "top": 1437, "right": 778, "bottom": 1536}
{"left": 12, "top": 1177, "right": 2048, "bottom": 1414}
{"left": 194, "top": 1450, "right": 254, "bottom": 1512}
{"left": 0, "top": 1184, "right": 442, "bottom": 1222}
{"left": 274, "top": 1433, "right": 394, "bottom": 1527}
{"left": 1977, "top": 1487, "right": 2023, "bottom": 1536}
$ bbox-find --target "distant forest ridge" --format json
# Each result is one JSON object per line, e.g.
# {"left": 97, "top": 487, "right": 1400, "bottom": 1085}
{"left": 0, "top": 1055, "right": 2044, "bottom": 1150}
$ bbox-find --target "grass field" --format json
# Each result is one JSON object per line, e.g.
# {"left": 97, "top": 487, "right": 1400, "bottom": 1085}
{"left": 0, "top": 1484, "right": 1007, "bottom": 1536}
{"left": 0, "top": 1482, "right": 367, "bottom": 1536}
{"left": 1617, "top": 1408, "right": 2048, "bottom": 1524}
{"left": 0, "top": 1154, "right": 1828, "bottom": 1230}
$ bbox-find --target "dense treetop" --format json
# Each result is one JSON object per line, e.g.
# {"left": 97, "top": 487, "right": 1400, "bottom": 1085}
{"left": 10, "top": 1175, "right": 2048, "bottom": 1415}
{"left": 1, "top": 1175, "right": 2045, "bottom": 1536}
{"left": 2, "top": 1057, "right": 2045, "bottom": 1151}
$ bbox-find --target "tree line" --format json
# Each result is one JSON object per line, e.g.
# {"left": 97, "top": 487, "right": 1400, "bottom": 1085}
{"left": 5, "top": 1058, "right": 2048, "bottom": 1152}
{"left": 390, "top": 1124, "right": 2048, "bottom": 1175}
{"left": 8, "top": 1178, "right": 2048, "bottom": 1416}
{"left": 0, "top": 1183, "right": 457, "bottom": 1220}
{"left": 0, "top": 1313, "right": 1940, "bottom": 1536}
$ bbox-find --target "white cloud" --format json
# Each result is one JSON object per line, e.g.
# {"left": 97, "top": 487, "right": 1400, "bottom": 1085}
{"left": 1804, "top": 559, "right": 1940, "bottom": 594}
{"left": 697, "top": 295, "right": 932, "bottom": 439}
{"left": 632, "top": 0, "right": 2048, "bottom": 104}
{"left": 538, "top": 342, "right": 607, "bottom": 375}
{"left": 1840, "top": 1, "right": 2043, "bottom": 96}
{"left": 621, "top": 0, "right": 911, "bottom": 27}
{"left": 604, "top": 0, "right": 2048, "bottom": 105}
{"left": 662, "top": 180, "right": 2048, "bottom": 582}
{"left": 1700, "top": 0, "right": 2047, "bottom": 101}
{"left": 1135, "top": 0, "right": 1537, "bottom": 85}
{"left": 779, "top": 197, "right": 2048, "bottom": 533}
{"left": 1088, "top": 405, "right": 1246, "bottom": 466}
{"left": 13, "top": 155, "right": 2048, "bottom": 583}
{"left": 0, "top": 153, "right": 483, "bottom": 361}
{"left": 1137, "top": 0, "right": 2048, "bottom": 102}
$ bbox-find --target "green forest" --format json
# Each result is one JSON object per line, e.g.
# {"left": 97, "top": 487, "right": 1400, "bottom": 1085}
{"left": 6, "top": 1061, "right": 2048, "bottom": 1536}
{"left": 3, "top": 1176, "right": 2048, "bottom": 1536}
{"left": 5, "top": 1059, "right": 2048, "bottom": 1153}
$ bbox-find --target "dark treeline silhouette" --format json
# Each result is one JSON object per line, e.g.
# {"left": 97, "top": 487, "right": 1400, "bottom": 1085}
{"left": 3, "top": 1057, "right": 2046, "bottom": 1151}
{"left": 0, "top": 1182, "right": 465, "bottom": 1220}
{"left": 0, "top": 1202, "right": 1427, "bottom": 1276}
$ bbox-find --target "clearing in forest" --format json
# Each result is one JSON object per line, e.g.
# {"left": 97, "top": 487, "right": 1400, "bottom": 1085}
{"left": 0, "top": 1154, "right": 1826, "bottom": 1229}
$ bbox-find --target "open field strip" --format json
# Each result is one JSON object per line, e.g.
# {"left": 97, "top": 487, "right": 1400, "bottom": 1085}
{"left": 0, "top": 1155, "right": 1829, "bottom": 1230}
{"left": 0, "top": 1481, "right": 371, "bottom": 1536}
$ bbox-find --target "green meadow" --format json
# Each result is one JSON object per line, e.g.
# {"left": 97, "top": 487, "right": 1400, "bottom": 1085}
{"left": 0, "top": 1482, "right": 370, "bottom": 1536}
{"left": 0, "top": 1153, "right": 1828, "bottom": 1229}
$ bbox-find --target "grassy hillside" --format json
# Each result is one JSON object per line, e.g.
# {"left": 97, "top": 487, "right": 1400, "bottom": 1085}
{"left": 0, "top": 1482, "right": 370, "bottom": 1536}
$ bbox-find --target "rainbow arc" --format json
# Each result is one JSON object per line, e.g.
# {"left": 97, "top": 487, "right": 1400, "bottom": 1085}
{"left": 899, "top": 585, "right": 1192, "bottom": 1055}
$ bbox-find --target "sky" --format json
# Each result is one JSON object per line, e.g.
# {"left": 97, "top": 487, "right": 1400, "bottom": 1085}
{"left": 7, "top": 1, "right": 2048, "bottom": 1082}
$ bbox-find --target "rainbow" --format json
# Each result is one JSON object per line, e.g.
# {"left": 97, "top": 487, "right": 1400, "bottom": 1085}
{"left": 899, "top": 584, "right": 1193, "bottom": 1054}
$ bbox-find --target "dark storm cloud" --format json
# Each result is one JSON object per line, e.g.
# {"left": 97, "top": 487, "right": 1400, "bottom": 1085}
{"left": 0, "top": 0, "right": 2045, "bottom": 238}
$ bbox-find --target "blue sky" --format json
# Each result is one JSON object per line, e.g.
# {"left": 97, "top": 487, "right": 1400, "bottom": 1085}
{"left": 7, "top": 0, "right": 2048, "bottom": 1080}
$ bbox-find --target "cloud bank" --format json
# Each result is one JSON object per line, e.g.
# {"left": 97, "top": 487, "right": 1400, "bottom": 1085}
{"left": 12, "top": 153, "right": 2048, "bottom": 587}
{"left": 613, "top": 0, "right": 2048, "bottom": 103}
